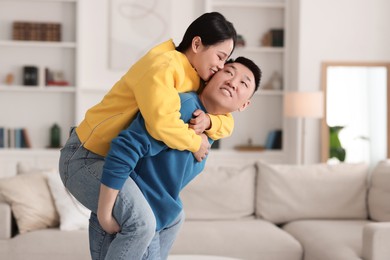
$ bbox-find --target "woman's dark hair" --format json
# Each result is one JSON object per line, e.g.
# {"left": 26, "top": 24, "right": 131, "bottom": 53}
{"left": 228, "top": 56, "right": 262, "bottom": 94}
{"left": 176, "top": 12, "right": 237, "bottom": 54}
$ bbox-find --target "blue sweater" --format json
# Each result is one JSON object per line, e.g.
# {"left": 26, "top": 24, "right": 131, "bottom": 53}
{"left": 102, "top": 92, "right": 211, "bottom": 231}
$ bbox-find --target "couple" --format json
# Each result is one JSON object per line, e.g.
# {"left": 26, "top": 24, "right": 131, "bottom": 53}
{"left": 59, "top": 12, "right": 261, "bottom": 260}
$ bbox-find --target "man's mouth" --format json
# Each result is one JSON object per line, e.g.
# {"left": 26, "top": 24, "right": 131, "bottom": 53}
{"left": 220, "top": 87, "right": 232, "bottom": 97}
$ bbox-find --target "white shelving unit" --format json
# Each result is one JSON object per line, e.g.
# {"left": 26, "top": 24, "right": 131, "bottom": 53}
{"left": 205, "top": 0, "right": 287, "bottom": 154}
{"left": 0, "top": 0, "right": 78, "bottom": 150}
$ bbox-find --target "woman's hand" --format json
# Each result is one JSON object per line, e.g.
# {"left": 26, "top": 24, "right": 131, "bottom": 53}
{"left": 189, "top": 110, "right": 211, "bottom": 134}
{"left": 192, "top": 133, "right": 210, "bottom": 162}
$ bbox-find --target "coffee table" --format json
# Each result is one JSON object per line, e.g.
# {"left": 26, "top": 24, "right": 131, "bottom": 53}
{"left": 168, "top": 255, "right": 241, "bottom": 260}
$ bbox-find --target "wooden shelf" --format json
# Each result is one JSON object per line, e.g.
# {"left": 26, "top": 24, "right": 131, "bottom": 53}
{"left": 0, "top": 85, "right": 76, "bottom": 93}
{"left": 0, "top": 40, "right": 76, "bottom": 48}
{"left": 210, "top": 1, "right": 285, "bottom": 9}
{"left": 234, "top": 145, "right": 265, "bottom": 152}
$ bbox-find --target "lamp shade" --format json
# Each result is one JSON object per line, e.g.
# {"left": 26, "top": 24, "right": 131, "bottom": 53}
{"left": 284, "top": 91, "right": 324, "bottom": 118}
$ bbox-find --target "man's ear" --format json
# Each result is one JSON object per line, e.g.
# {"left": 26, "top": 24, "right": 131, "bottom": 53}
{"left": 237, "top": 100, "right": 251, "bottom": 112}
{"left": 191, "top": 36, "right": 202, "bottom": 53}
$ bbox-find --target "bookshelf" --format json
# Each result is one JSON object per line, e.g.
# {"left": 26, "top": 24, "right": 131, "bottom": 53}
{"left": 0, "top": 0, "right": 78, "bottom": 150}
{"left": 205, "top": 0, "right": 288, "bottom": 154}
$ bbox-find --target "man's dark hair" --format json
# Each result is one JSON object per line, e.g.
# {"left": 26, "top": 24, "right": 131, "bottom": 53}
{"left": 227, "top": 57, "right": 262, "bottom": 94}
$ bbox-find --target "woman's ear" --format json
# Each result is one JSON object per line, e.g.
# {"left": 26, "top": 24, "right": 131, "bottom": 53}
{"left": 191, "top": 36, "right": 202, "bottom": 53}
{"left": 237, "top": 100, "right": 251, "bottom": 112}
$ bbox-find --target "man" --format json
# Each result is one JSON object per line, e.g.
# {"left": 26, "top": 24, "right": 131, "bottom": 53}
{"left": 94, "top": 56, "right": 261, "bottom": 259}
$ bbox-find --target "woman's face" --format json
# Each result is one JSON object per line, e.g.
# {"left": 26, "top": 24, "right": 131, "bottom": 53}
{"left": 191, "top": 38, "right": 234, "bottom": 81}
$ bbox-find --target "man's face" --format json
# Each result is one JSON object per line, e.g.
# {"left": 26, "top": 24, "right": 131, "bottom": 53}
{"left": 200, "top": 62, "right": 255, "bottom": 114}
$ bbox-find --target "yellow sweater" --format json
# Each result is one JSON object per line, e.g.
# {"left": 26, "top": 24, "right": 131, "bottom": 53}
{"left": 77, "top": 39, "right": 234, "bottom": 156}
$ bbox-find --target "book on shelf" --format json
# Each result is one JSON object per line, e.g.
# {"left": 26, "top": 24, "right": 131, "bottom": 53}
{"left": 13, "top": 21, "right": 61, "bottom": 42}
{"left": 45, "top": 68, "right": 70, "bottom": 87}
{"left": 21, "top": 128, "right": 32, "bottom": 148}
{"left": 0, "top": 128, "right": 4, "bottom": 148}
{"left": 265, "top": 129, "right": 282, "bottom": 150}
{"left": 0, "top": 127, "right": 31, "bottom": 148}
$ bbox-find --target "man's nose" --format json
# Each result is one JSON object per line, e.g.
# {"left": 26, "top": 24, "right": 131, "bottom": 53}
{"left": 228, "top": 79, "right": 237, "bottom": 90}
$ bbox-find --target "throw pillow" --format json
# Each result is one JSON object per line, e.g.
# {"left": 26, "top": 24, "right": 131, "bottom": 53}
{"left": 0, "top": 173, "right": 59, "bottom": 233}
{"left": 256, "top": 162, "right": 369, "bottom": 224}
{"left": 180, "top": 163, "right": 256, "bottom": 220}
{"left": 46, "top": 172, "right": 90, "bottom": 230}
{"left": 368, "top": 160, "right": 390, "bottom": 221}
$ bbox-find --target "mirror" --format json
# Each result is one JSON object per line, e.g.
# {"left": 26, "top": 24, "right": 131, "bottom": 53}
{"left": 321, "top": 62, "right": 390, "bottom": 168}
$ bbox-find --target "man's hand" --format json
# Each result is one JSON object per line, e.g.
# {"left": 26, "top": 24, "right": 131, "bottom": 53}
{"left": 192, "top": 133, "right": 210, "bottom": 162}
{"left": 97, "top": 211, "right": 120, "bottom": 234}
{"left": 189, "top": 110, "right": 211, "bottom": 134}
{"left": 97, "top": 184, "right": 120, "bottom": 234}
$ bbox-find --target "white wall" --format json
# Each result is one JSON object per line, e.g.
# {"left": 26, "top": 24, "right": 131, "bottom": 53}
{"left": 77, "top": 0, "right": 203, "bottom": 89}
{"left": 295, "top": 0, "right": 390, "bottom": 163}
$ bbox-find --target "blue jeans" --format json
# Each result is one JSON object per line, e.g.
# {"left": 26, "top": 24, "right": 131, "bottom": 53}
{"left": 59, "top": 128, "right": 184, "bottom": 259}
{"left": 89, "top": 210, "right": 184, "bottom": 260}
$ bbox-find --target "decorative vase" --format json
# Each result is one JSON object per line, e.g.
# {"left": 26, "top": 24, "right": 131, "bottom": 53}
{"left": 50, "top": 123, "right": 61, "bottom": 148}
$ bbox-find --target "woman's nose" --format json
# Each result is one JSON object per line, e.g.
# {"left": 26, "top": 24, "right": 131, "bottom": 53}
{"left": 217, "top": 61, "right": 224, "bottom": 70}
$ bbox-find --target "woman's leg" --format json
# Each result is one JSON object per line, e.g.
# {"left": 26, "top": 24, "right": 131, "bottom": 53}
{"left": 59, "top": 127, "right": 102, "bottom": 213}
{"left": 59, "top": 128, "right": 156, "bottom": 260}
{"left": 89, "top": 212, "right": 116, "bottom": 260}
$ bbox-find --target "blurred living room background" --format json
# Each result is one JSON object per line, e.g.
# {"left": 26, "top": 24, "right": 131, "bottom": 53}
{"left": 1, "top": 1, "right": 390, "bottom": 260}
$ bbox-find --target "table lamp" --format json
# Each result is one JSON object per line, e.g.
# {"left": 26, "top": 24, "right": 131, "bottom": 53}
{"left": 284, "top": 91, "right": 324, "bottom": 164}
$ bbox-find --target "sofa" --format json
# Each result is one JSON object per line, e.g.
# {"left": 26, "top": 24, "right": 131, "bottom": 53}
{"left": 0, "top": 152, "right": 389, "bottom": 260}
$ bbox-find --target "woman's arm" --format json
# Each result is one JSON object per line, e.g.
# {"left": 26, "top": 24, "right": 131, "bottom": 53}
{"left": 131, "top": 63, "right": 204, "bottom": 153}
{"left": 189, "top": 110, "right": 234, "bottom": 140}
{"left": 206, "top": 113, "right": 234, "bottom": 140}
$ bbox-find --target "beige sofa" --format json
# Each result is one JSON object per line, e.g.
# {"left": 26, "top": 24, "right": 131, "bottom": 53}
{"left": 0, "top": 154, "right": 389, "bottom": 260}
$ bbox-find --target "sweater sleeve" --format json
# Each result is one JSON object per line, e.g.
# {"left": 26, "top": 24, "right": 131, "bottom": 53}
{"left": 206, "top": 113, "right": 234, "bottom": 140}
{"left": 130, "top": 62, "right": 202, "bottom": 153}
{"left": 101, "top": 114, "right": 166, "bottom": 190}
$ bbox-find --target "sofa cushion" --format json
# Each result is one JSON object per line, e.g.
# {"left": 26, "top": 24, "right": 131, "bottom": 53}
{"left": 256, "top": 162, "right": 368, "bottom": 224}
{"left": 368, "top": 160, "right": 390, "bottom": 221}
{"left": 171, "top": 218, "right": 302, "bottom": 260}
{"left": 180, "top": 163, "right": 256, "bottom": 220}
{"left": 0, "top": 173, "right": 59, "bottom": 234}
{"left": 17, "top": 162, "right": 90, "bottom": 231}
{"left": 46, "top": 172, "right": 90, "bottom": 231}
{"left": 283, "top": 220, "right": 369, "bottom": 260}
